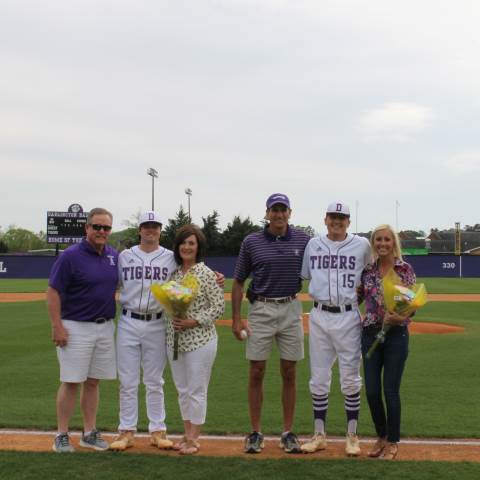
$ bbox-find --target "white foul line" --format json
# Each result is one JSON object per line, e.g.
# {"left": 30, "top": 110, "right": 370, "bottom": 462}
{"left": 1, "top": 429, "right": 480, "bottom": 447}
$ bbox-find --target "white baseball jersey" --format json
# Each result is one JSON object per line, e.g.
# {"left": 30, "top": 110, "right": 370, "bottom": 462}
{"left": 301, "top": 233, "right": 371, "bottom": 305}
{"left": 118, "top": 245, "right": 177, "bottom": 313}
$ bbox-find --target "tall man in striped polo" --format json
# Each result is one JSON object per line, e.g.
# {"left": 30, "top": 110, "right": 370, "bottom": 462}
{"left": 232, "top": 193, "right": 310, "bottom": 454}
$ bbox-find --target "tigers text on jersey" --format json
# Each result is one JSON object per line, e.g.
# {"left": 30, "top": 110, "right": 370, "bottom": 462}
{"left": 301, "top": 233, "right": 371, "bottom": 305}
{"left": 118, "top": 245, "right": 177, "bottom": 313}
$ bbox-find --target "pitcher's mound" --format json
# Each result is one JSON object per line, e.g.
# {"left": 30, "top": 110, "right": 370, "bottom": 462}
{"left": 218, "top": 317, "right": 464, "bottom": 335}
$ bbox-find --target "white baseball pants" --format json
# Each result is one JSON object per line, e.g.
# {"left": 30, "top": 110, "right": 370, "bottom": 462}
{"left": 168, "top": 337, "right": 217, "bottom": 426}
{"left": 308, "top": 307, "right": 362, "bottom": 396}
{"left": 116, "top": 314, "right": 168, "bottom": 433}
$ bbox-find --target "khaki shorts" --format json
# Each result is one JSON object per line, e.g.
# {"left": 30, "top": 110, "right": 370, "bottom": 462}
{"left": 56, "top": 319, "right": 117, "bottom": 383}
{"left": 246, "top": 299, "right": 304, "bottom": 361}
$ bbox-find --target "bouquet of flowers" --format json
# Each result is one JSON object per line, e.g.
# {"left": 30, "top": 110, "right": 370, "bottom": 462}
{"left": 151, "top": 273, "right": 199, "bottom": 360}
{"left": 366, "top": 269, "right": 427, "bottom": 359}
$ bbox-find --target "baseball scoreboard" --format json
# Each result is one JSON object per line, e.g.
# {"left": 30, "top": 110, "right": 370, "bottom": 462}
{"left": 46, "top": 204, "right": 88, "bottom": 244}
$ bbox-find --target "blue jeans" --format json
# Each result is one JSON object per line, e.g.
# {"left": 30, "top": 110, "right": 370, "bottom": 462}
{"left": 361, "top": 325, "right": 409, "bottom": 443}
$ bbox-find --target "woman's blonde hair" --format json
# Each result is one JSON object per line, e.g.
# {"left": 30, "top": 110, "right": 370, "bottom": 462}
{"left": 370, "top": 224, "right": 403, "bottom": 260}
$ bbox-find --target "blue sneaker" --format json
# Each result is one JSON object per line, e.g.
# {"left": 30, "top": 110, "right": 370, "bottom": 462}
{"left": 279, "top": 431, "right": 302, "bottom": 453}
{"left": 80, "top": 429, "right": 109, "bottom": 451}
{"left": 52, "top": 433, "right": 75, "bottom": 453}
{"left": 245, "top": 431, "right": 264, "bottom": 453}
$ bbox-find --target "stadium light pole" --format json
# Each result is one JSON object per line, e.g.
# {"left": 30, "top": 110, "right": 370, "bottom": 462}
{"left": 185, "top": 188, "right": 192, "bottom": 222}
{"left": 147, "top": 168, "right": 158, "bottom": 210}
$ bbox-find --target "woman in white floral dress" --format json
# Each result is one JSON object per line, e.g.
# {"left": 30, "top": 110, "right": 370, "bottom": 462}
{"left": 167, "top": 224, "right": 225, "bottom": 455}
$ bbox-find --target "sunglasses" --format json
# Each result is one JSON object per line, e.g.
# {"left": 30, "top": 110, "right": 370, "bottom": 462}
{"left": 90, "top": 224, "right": 112, "bottom": 232}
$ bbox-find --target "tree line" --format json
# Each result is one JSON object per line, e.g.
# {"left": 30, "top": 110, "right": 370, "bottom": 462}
{"left": 110, "top": 206, "right": 267, "bottom": 255}
{"left": 0, "top": 206, "right": 436, "bottom": 256}
{"left": 0, "top": 207, "right": 284, "bottom": 255}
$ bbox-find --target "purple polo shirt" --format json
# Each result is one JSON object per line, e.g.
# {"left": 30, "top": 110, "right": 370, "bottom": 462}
{"left": 234, "top": 225, "right": 310, "bottom": 298}
{"left": 49, "top": 239, "right": 119, "bottom": 321}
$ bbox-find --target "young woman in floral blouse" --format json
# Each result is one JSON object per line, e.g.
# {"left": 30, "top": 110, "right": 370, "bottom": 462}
{"left": 359, "top": 224, "right": 415, "bottom": 460}
{"left": 167, "top": 224, "right": 225, "bottom": 455}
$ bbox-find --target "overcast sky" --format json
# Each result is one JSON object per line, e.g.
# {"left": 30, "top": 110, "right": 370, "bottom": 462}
{"left": 1, "top": 0, "right": 480, "bottom": 236}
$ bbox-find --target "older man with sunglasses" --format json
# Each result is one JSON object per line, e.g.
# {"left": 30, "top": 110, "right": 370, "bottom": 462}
{"left": 47, "top": 207, "right": 118, "bottom": 453}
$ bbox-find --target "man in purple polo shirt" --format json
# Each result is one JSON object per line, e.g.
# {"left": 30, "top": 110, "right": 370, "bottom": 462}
{"left": 47, "top": 207, "right": 118, "bottom": 453}
{"left": 232, "top": 193, "right": 310, "bottom": 454}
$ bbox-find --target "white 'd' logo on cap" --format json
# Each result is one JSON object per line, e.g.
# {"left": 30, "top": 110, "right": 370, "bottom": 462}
{"left": 336, "top": 203, "right": 342, "bottom": 212}
{"left": 149, "top": 213, "right": 154, "bottom": 220}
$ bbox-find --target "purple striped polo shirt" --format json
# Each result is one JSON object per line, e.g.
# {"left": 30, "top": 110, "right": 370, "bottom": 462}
{"left": 49, "top": 239, "right": 119, "bottom": 321}
{"left": 234, "top": 225, "right": 310, "bottom": 298}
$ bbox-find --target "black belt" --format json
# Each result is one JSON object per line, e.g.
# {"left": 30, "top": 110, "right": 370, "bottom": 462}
{"left": 255, "top": 295, "right": 296, "bottom": 304}
{"left": 313, "top": 302, "right": 352, "bottom": 313}
{"left": 122, "top": 309, "right": 163, "bottom": 321}
{"left": 86, "top": 317, "right": 112, "bottom": 324}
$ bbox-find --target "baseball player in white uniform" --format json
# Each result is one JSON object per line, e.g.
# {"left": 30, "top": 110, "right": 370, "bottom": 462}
{"left": 300, "top": 202, "right": 371, "bottom": 456}
{"left": 110, "top": 211, "right": 177, "bottom": 451}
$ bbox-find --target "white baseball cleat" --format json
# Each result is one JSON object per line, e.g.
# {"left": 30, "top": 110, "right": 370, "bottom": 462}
{"left": 150, "top": 430, "right": 174, "bottom": 449}
{"left": 345, "top": 433, "right": 361, "bottom": 456}
{"left": 109, "top": 431, "right": 134, "bottom": 451}
{"left": 301, "top": 433, "right": 327, "bottom": 453}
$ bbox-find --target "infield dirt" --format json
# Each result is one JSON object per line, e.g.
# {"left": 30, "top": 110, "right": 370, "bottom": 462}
{"left": 1, "top": 430, "right": 480, "bottom": 462}
{"left": 2, "top": 292, "right": 480, "bottom": 303}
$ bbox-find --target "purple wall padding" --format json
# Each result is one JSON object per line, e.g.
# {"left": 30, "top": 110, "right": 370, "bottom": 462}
{"left": 460, "top": 255, "right": 480, "bottom": 277}
{"left": 0, "top": 255, "right": 238, "bottom": 280}
{"left": 0, "top": 254, "right": 479, "bottom": 279}
{"left": 204, "top": 256, "right": 237, "bottom": 278}
{"left": 403, "top": 255, "right": 461, "bottom": 277}
{"left": 0, "top": 255, "right": 57, "bottom": 278}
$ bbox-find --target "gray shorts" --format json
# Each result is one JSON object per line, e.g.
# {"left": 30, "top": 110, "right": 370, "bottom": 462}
{"left": 246, "top": 299, "right": 304, "bottom": 362}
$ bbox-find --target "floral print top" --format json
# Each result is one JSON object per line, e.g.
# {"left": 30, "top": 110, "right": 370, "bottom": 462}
{"left": 166, "top": 262, "right": 225, "bottom": 353}
{"left": 359, "top": 258, "right": 416, "bottom": 328}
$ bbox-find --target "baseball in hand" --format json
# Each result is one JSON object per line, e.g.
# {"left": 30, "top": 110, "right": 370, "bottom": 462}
{"left": 240, "top": 329, "right": 248, "bottom": 340}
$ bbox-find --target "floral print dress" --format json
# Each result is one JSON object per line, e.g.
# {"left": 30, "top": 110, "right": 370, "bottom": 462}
{"left": 165, "top": 262, "right": 225, "bottom": 353}
{"left": 360, "top": 258, "right": 416, "bottom": 329}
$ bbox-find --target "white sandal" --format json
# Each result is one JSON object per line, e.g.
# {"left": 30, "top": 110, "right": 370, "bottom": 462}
{"left": 179, "top": 439, "right": 200, "bottom": 455}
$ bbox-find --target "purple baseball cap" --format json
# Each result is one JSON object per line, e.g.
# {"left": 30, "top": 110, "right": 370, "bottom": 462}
{"left": 266, "top": 193, "right": 291, "bottom": 209}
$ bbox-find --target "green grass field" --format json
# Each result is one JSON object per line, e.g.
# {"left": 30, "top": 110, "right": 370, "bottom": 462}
{"left": 0, "top": 279, "right": 48, "bottom": 292}
{"left": 2, "top": 276, "right": 480, "bottom": 293}
{"left": 1, "top": 278, "right": 479, "bottom": 478}
{"left": 1, "top": 452, "right": 480, "bottom": 480}
{"left": 1, "top": 298, "right": 479, "bottom": 437}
